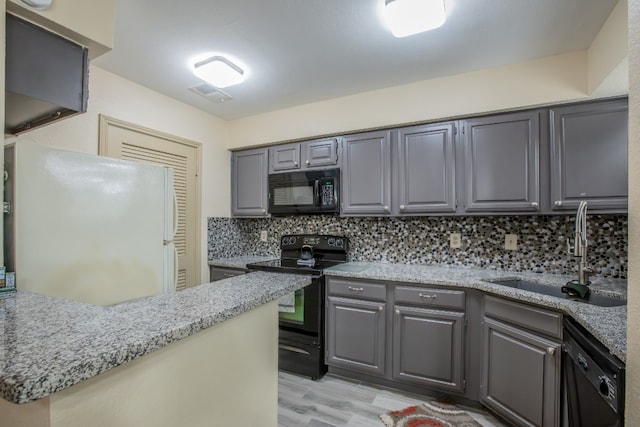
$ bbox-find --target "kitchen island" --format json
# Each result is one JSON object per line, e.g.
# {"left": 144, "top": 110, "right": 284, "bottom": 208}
{"left": 0, "top": 271, "right": 311, "bottom": 427}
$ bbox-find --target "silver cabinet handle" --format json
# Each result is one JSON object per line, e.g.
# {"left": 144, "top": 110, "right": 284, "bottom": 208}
{"left": 531, "top": 202, "right": 538, "bottom": 209}
{"left": 348, "top": 286, "right": 364, "bottom": 292}
{"left": 305, "top": 160, "right": 310, "bottom": 165}
{"left": 262, "top": 209, "right": 266, "bottom": 214}
{"left": 547, "top": 347, "right": 556, "bottom": 356}
{"left": 378, "top": 306, "right": 384, "bottom": 312}
{"left": 399, "top": 205, "right": 405, "bottom": 211}
{"left": 294, "top": 161, "right": 298, "bottom": 166}
{"left": 383, "top": 205, "right": 389, "bottom": 212}
{"left": 395, "top": 309, "right": 400, "bottom": 315}
{"left": 555, "top": 201, "right": 562, "bottom": 207}
{"left": 419, "top": 293, "right": 437, "bottom": 299}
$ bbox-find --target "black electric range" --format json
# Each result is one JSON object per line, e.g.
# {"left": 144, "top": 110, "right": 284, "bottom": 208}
{"left": 246, "top": 234, "right": 349, "bottom": 379}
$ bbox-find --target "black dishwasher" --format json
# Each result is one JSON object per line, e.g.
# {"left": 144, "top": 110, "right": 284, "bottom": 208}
{"left": 563, "top": 317, "right": 625, "bottom": 426}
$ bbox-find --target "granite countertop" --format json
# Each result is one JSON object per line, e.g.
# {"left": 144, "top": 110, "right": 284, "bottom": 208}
{"left": 209, "top": 257, "right": 627, "bottom": 362}
{"left": 209, "top": 255, "right": 275, "bottom": 269}
{"left": 0, "top": 271, "right": 311, "bottom": 404}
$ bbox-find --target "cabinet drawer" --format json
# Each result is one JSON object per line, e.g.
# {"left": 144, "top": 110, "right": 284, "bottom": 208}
{"left": 484, "top": 295, "right": 562, "bottom": 339}
{"left": 394, "top": 286, "right": 465, "bottom": 310}
{"left": 327, "top": 278, "right": 386, "bottom": 301}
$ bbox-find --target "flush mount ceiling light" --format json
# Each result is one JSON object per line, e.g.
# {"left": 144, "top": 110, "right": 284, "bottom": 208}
{"left": 383, "top": 0, "right": 446, "bottom": 38}
{"left": 192, "top": 56, "right": 246, "bottom": 88}
{"left": 19, "top": 0, "right": 52, "bottom": 10}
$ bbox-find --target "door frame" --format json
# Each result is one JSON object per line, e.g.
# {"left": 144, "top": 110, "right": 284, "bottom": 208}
{"left": 98, "top": 114, "right": 202, "bottom": 286}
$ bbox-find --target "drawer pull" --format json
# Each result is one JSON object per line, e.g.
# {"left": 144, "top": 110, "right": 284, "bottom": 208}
{"left": 419, "top": 293, "right": 437, "bottom": 299}
{"left": 378, "top": 306, "right": 384, "bottom": 312}
{"left": 395, "top": 309, "right": 400, "bottom": 315}
{"left": 547, "top": 347, "right": 556, "bottom": 356}
{"left": 348, "top": 286, "right": 364, "bottom": 292}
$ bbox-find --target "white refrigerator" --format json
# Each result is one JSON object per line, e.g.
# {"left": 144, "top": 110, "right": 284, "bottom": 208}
{"left": 4, "top": 141, "right": 177, "bottom": 306}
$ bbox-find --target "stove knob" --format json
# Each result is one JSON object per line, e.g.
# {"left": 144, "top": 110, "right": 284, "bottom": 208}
{"left": 281, "top": 237, "right": 288, "bottom": 246}
{"left": 335, "top": 238, "right": 344, "bottom": 248}
{"left": 328, "top": 237, "right": 335, "bottom": 246}
{"left": 290, "top": 236, "right": 297, "bottom": 245}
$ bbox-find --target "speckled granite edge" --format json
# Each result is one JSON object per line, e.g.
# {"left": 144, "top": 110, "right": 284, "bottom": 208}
{"left": 323, "top": 262, "right": 627, "bottom": 362}
{"left": 0, "top": 272, "right": 311, "bottom": 404}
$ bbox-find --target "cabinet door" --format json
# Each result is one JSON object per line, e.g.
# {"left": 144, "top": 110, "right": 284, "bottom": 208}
{"left": 341, "top": 130, "right": 392, "bottom": 215}
{"left": 550, "top": 99, "right": 628, "bottom": 212}
{"left": 231, "top": 148, "right": 269, "bottom": 217}
{"left": 481, "top": 317, "right": 561, "bottom": 427}
{"left": 396, "top": 123, "right": 456, "bottom": 214}
{"left": 463, "top": 111, "right": 540, "bottom": 212}
{"left": 326, "top": 296, "right": 386, "bottom": 376}
{"left": 393, "top": 306, "right": 465, "bottom": 393}
{"left": 303, "top": 138, "right": 339, "bottom": 168}
{"left": 269, "top": 143, "right": 301, "bottom": 173}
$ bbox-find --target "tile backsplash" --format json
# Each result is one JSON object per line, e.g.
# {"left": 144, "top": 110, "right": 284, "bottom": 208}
{"left": 208, "top": 215, "right": 627, "bottom": 279}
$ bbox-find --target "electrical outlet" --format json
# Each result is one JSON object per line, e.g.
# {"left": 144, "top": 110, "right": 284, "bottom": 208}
{"left": 260, "top": 230, "right": 268, "bottom": 242}
{"left": 505, "top": 234, "right": 518, "bottom": 251}
{"left": 450, "top": 233, "right": 462, "bottom": 249}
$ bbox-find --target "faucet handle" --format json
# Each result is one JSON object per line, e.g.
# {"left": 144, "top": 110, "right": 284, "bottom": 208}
{"left": 566, "top": 238, "right": 573, "bottom": 255}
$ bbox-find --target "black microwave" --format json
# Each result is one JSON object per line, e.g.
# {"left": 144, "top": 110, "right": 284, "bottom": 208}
{"left": 268, "top": 169, "right": 340, "bottom": 215}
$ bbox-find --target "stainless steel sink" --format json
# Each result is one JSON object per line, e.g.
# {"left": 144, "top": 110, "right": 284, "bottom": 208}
{"left": 488, "top": 280, "right": 626, "bottom": 307}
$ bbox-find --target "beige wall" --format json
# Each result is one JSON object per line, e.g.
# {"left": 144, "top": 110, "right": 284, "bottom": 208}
{"left": 588, "top": 0, "right": 628, "bottom": 94}
{"left": 626, "top": 0, "right": 639, "bottom": 424}
{"left": 6, "top": 65, "right": 230, "bottom": 285}
{"left": 228, "top": 51, "right": 626, "bottom": 149}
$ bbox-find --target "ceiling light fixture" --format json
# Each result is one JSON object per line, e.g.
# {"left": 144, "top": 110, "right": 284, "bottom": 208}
{"left": 192, "top": 55, "right": 246, "bottom": 88}
{"left": 383, "top": 0, "right": 446, "bottom": 38}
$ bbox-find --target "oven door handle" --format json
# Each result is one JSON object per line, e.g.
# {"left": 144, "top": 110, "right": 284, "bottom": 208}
{"left": 279, "top": 344, "right": 311, "bottom": 355}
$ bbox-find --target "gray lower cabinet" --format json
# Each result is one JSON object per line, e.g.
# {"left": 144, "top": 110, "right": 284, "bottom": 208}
{"left": 231, "top": 148, "right": 269, "bottom": 217}
{"left": 480, "top": 296, "right": 561, "bottom": 427}
{"left": 341, "top": 130, "right": 392, "bottom": 215}
{"left": 549, "top": 98, "right": 628, "bottom": 212}
{"left": 209, "top": 266, "right": 247, "bottom": 282}
{"left": 462, "top": 111, "right": 541, "bottom": 213}
{"left": 395, "top": 122, "right": 456, "bottom": 214}
{"left": 393, "top": 305, "right": 465, "bottom": 393}
{"left": 326, "top": 295, "right": 386, "bottom": 376}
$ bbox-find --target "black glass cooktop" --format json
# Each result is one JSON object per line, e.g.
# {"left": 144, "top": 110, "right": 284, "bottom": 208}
{"left": 246, "top": 258, "right": 344, "bottom": 276}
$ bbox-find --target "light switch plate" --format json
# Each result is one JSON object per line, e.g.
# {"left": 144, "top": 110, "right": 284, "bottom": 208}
{"left": 450, "top": 233, "right": 462, "bottom": 249}
{"left": 260, "top": 230, "right": 268, "bottom": 242}
{"left": 505, "top": 234, "right": 518, "bottom": 251}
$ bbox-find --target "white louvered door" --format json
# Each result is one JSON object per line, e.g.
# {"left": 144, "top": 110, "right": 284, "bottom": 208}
{"left": 100, "top": 119, "right": 200, "bottom": 290}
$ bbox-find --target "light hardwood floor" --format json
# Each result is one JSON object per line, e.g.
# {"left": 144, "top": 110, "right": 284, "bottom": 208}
{"left": 278, "top": 371, "right": 509, "bottom": 427}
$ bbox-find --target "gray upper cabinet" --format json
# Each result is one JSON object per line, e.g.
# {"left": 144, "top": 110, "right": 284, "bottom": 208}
{"left": 304, "top": 137, "right": 339, "bottom": 168}
{"left": 231, "top": 148, "right": 269, "bottom": 217}
{"left": 268, "top": 138, "right": 339, "bottom": 173}
{"left": 462, "top": 111, "right": 540, "bottom": 213}
{"left": 395, "top": 122, "right": 456, "bottom": 214}
{"left": 549, "top": 99, "right": 628, "bottom": 212}
{"left": 342, "top": 130, "right": 392, "bottom": 215}
{"left": 269, "top": 143, "right": 300, "bottom": 173}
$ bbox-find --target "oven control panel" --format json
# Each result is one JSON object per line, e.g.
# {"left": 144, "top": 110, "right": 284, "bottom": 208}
{"left": 280, "top": 234, "right": 348, "bottom": 252}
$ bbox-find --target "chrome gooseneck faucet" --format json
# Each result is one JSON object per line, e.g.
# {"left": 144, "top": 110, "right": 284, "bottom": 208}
{"left": 567, "top": 201, "right": 592, "bottom": 285}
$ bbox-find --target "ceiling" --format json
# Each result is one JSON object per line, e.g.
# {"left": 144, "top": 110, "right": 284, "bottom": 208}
{"left": 93, "top": 0, "right": 619, "bottom": 121}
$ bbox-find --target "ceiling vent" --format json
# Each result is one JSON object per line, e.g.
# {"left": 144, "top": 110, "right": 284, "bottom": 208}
{"left": 188, "top": 83, "right": 232, "bottom": 102}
